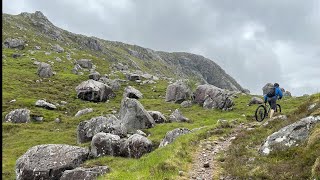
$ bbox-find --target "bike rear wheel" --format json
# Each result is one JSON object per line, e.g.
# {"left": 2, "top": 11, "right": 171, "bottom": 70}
{"left": 276, "top": 104, "right": 281, "bottom": 113}
{"left": 255, "top": 105, "right": 267, "bottom": 122}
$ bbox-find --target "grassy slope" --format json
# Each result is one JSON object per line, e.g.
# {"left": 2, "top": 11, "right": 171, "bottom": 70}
{"left": 2, "top": 13, "right": 318, "bottom": 180}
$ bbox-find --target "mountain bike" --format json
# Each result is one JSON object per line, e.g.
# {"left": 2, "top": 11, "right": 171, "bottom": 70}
{"left": 255, "top": 102, "right": 281, "bottom": 122}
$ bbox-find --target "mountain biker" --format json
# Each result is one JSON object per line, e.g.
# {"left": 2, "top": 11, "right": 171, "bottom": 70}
{"left": 264, "top": 83, "right": 283, "bottom": 119}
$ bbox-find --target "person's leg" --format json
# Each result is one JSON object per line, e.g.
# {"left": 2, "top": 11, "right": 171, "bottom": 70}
{"left": 269, "top": 97, "right": 277, "bottom": 118}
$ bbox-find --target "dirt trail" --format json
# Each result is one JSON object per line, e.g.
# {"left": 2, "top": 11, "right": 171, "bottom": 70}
{"left": 188, "top": 124, "right": 246, "bottom": 180}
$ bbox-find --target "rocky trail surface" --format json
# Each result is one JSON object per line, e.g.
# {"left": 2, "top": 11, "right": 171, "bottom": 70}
{"left": 188, "top": 123, "right": 247, "bottom": 180}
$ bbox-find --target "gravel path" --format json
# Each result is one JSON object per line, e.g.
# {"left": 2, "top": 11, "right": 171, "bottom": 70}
{"left": 188, "top": 124, "right": 246, "bottom": 180}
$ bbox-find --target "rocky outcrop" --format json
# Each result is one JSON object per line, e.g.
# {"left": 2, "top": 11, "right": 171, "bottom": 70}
{"left": 15, "top": 144, "right": 89, "bottom": 180}
{"left": 5, "top": 109, "right": 30, "bottom": 123}
{"left": 37, "top": 62, "right": 54, "bottom": 78}
{"left": 123, "top": 86, "right": 143, "bottom": 99}
{"left": 193, "top": 84, "right": 234, "bottom": 110}
{"left": 248, "top": 97, "right": 264, "bottom": 106}
{"left": 77, "top": 115, "right": 127, "bottom": 143}
{"left": 51, "top": 44, "right": 64, "bottom": 53}
{"left": 169, "top": 109, "right": 189, "bottom": 122}
{"left": 4, "top": 38, "right": 25, "bottom": 50}
{"left": 75, "top": 108, "right": 93, "bottom": 117}
{"left": 60, "top": 166, "right": 110, "bottom": 180}
{"left": 119, "top": 98, "right": 155, "bottom": 132}
{"left": 35, "top": 100, "right": 57, "bottom": 110}
{"left": 165, "top": 81, "right": 191, "bottom": 103}
{"left": 99, "top": 78, "right": 121, "bottom": 91}
{"left": 120, "top": 134, "right": 153, "bottom": 158}
{"left": 75, "top": 80, "right": 115, "bottom": 102}
{"left": 148, "top": 111, "right": 167, "bottom": 123}
{"left": 262, "top": 83, "right": 274, "bottom": 95}
{"left": 159, "top": 128, "right": 191, "bottom": 147}
{"left": 91, "top": 133, "right": 121, "bottom": 157}
{"left": 259, "top": 116, "right": 320, "bottom": 155}
{"left": 76, "top": 59, "right": 93, "bottom": 69}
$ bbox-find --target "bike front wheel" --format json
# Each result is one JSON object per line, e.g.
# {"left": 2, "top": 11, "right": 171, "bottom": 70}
{"left": 255, "top": 105, "right": 267, "bottom": 122}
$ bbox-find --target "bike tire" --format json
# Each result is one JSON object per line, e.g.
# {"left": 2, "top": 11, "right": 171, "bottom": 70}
{"left": 255, "top": 105, "right": 267, "bottom": 122}
{"left": 276, "top": 104, "right": 281, "bottom": 113}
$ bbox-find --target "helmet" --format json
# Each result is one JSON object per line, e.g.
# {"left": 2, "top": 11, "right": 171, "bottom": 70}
{"left": 274, "top": 83, "right": 279, "bottom": 87}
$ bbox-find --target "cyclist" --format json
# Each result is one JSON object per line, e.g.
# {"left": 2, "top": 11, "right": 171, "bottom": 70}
{"left": 264, "top": 83, "right": 283, "bottom": 119}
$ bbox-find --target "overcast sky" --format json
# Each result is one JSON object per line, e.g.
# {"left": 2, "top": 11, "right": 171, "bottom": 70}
{"left": 3, "top": 0, "right": 320, "bottom": 96}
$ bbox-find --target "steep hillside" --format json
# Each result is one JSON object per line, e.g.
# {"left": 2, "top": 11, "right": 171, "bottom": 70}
{"left": 2, "top": 11, "right": 244, "bottom": 92}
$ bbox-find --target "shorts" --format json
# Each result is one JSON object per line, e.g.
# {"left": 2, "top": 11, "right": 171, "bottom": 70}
{"left": 267, "top": 96, "right": 277, "bottom": 110}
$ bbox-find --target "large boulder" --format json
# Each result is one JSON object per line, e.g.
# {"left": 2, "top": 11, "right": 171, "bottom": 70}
{"left": 99, "top": 78, "right": 121, "bottom": 91}
{"left": 75, "top": 108, "right": 93, "bottom": 117}
{"left": 35, "top": 100, "right": 57, "bottom": 110}
{"left": 37, "top": 62, "right": 54, "bottom": 78}
{"left": 248, "top": 97, "right": 264, "bottom": 106}
{"left": 284, "top": 91, "right": 292, "bottom": 97}
{"left": 193, "top": 84, "right": 234, "bottom": 110}
{"left": 75, "top": 80, "right": 115, "bottom": 102}
{"left": 89, "top": 72, "right": 101, "bottom": 81}
{"left": 259, "top": 116, "right": 320, "bottom": 155}
{"left": 15, "top": 144, "right": 89, "bottom": 180}
{"left": 165, "top": 81, "right": 191, "bottom": 103}
{"left": 169, "top": 109, "right": 189, "bottom": 122}
{"left": 262, "top": 83, "right": 274, "bottom": 95}
{"left": 5, "top": 109, "right": 30, "bottom": 123}
{"left": 77, "top": 115, "right": 127, "bottom": 143}
{"left": 159, "top": 128, "right": 191, "bottom": 147}
{"left": 148, "top": 111, "right": 167, "bottom": 123}
{"left": 120, "top": 134, "right": 152, "bottom": 158}
{"left": 51, "top": 44, "right": 64, "bottom": 53}
{"left": 119, "top": 97, "right": 155, "bottom": 133}
{"left": 76, "top": 59, "right": 93, "bottom": 69}
{"left": 4, "top": 38, "right": 25, "bottom": 50}
{"left": 123, "top": 86, "right": 143, "bottom": 99}
{"left": 91, "top": 133, "right": 121, "bottom": 157}
{"left": 125, "top": 73, "right": 141, "bottom": 81}
{"left": 60, "top": 166, "right": 110, "bottom": 180}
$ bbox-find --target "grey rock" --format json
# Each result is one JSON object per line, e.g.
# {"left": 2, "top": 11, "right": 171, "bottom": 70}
{"left": 51, "top": 44, "right": 64, "bottom": 53}
{"left": 259, "top": 116, "right": 320, "bottom": 155}
{"left": 91, "top": 133, "right": 121, "bottom": 157}
{"left": 203, "top": 162, "right": 210, "bottom": 168}
{"left": 75, "top": 108, "right": 94, "bottom": 117}
{"left": 262, "top": 83, "right": 274, "bottom": 95}
{"left": 55, "top": 57, "right": 62, "bottom": 62}
{"left": 165, "top": 81, "right": 191, "bottom": 103}
{"left": 35, "top": 100, "right": 57, "bottom": 110}
{"left": 136, "top": 130, "right": 147, "bottom": 137}
{"left": 99, "top": 78, "right": 121, "bottom": 91}
{"left": 159, "top": 128, "right": 191, "bottom": 147}
{"left": 284, "top": 91, "right": 292, "bottom": 97}
{"left": 77, "top": 115, "right": 127, "bottom": 143}
{"left": 37, "top": 62, "right": 53, "bottom": 78}
{"left": 112, "top": 63, "right": 128, "bottom": 71}
{"left": 181, "top": 100, "right": 192, "bottom": 108}
{"left": 16, "top": 144, "right": 89, "bottom": 180}
{"left": 35, "top": 46, "right": 41, "bottom": 50}
{"left": 148, "top": 111, "right": 167, "bottom": 123}
{"left": 169, "top": 109, "right": 189, "bottom": 122}
{"left": 4, "top": 38, "right": 25, "bottom": 50}
{"left": 119, "top": 97, "right": 155, "bottom": 133}
{"left": 248, "top": 97, "right": 264, "bottom": 106}
{"left": 31, "top": 115, "right": 44, "bottom": 122}
{"left": 54, "top": 118, "right": 61, "bottom": 123}
{"left": 121, "top": 134, "right": 152, "bottom": 158}
{"left": 5, "top": 109, "right": 30, "bottom": 123}
{"left": 123, "top": 86, "right": 143, "bottom": 99}
{"left": 77, "top": 59, "right": 93, "bottom": 69}
{"left": 60, "top": 166, "right": 110, "bottom": 180}
{"left": 126, "top": 73, "right": 141, "bottom": 81}
{"left": 75, "top": 80, "right": 115, "bottom": 102}
{"left": 12, "top": 53, "right": 22, "bottom": 58}
{"left": 89, "top": 71, "right": 101, "bottom": 81}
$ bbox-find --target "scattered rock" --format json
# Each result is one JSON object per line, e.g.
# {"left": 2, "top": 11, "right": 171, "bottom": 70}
{"left": 259, "top": 116, "right": 320, "bottom": 155}
{"left": 35, "top": 46, "right": 41, "bottom": 50}
{"left": 5, "top": 109, "right": 30, "bottom": 123}
{"left": 31, "top": 115, "right": 44, "bottom": 122}
{"left": 284, "top": 91, "right": 292, "bottom": 97}
{"left": 248, "top": 97, "right": 264, "bottom": 106}
{"left": 75, "top": 108, "right": 93, "bottom": 117}
{"left": 119, "top": 97, "right": 155, "bottom": 133}
{"left": 4, "top": 38, "right": 25, "bottom": 50}
{"left": 75, "top": 80, "right": 115, "bottom": 102}
{"left": 77, "top": 115, "right": 127, "bottom": 143}
{"left": 55, "top": 57, "right": 62, "bottom": 62}
{"left": 54, "top": 118, "right": 61, "bottom": 123}
{"left": 159, "top": 128, "right": 191, "bottom": 147}
{"left": 35, "top": 100, "right": 57, "bottom": 110}
{"left": 60, "top": 166, "right": 110, "bottom": 180}
{"left": 136, "top": 130, "right": 147, "bottom": 137}
{"left": 169, "top": 109, "right": 189, "bottom": 122}
{"left": 89, "top": 71, "right": 101, "bottom": 81}
{"left": 37, "top": 62, "right": 53, "bottom": 78}
{"left": 165, "top": 80, "right": 191, "bottom": 103}
{"left": 51, "top": 44, "right": 64, "bottom": 53}
{"left": 99, "top": 78, "right": 121, "bottom": 91}
{"left": 121, "top": 134, "right": 152, "bottom": 158}
{"left": 126, "top": 73, "right": 141, "bottom": 81}
{"left": 12, "top": 53, "right": 22, "bottom": 58}
{"left": 181, "top": 100, "right": 192, "bottom": 108}
{"left": 76, "top": 59, "right": 93, "bottom": 69}
{"left": 123, "top": 86, "right": 143, "bottom": 99}
{"left": 148, "top": 111, "right": 167, "bottom": 123}
{"left": 91, "top": 132, "right": 121, "bottom": 157}
{"left": 16, "top": 144, "right": 89, "bottom": 180}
